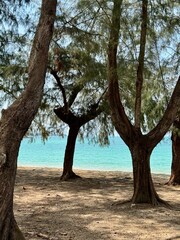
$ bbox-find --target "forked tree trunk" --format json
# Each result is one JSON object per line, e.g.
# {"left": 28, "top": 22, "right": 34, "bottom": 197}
{"left": 0, "top": 1, "right": 57, "bottom": 238}
{"left": 130, "top": 141, "right": 162, "bottom": 205}
{"left": 54, "top": 107, "right": 102, "bottom": 181}
{"left": 60, "top": 125, "right": 81, "bottom": 181}
{"left": 108, "top": 0, "right": 180, "bottom": 207}
{"left": 167, "top": 123, "right": 180, "bottom": 185}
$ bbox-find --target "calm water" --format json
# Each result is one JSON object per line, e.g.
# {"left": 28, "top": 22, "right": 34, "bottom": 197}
{"left": 18, "top": 135, "right": 172, "bottom": 174}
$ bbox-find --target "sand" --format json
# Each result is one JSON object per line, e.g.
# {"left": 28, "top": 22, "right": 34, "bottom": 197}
{"left": 14, "top": 167, "right": 180, "bottom": 240}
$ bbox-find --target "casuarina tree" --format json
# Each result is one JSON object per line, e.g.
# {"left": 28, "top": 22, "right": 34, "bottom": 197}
{"left": 0, "top": 0, "right": 57, "bottom": 238}
{"left": 37, "top": 2, "right": 114, "bottom": 180}
{"left": 108, "top": 0, "right": 180, "bottom": 206}
{"left": 51, "top": 69, "right": 107, "bottom": 180}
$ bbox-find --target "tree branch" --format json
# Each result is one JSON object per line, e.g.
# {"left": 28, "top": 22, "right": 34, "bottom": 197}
{"left": 134, "top": 0, "right": 148, "bottom": 130}
{"left": 68, "top": 84, "right": 84, "bottom": 108}
{"left": 50, "top": 68, "right": 68, "bottom": 111}
{"left": 108, "top": 0, "right": 133, "bottom": 146}
{"left": 147, "top": 75, "right": 180, "bottom": 148}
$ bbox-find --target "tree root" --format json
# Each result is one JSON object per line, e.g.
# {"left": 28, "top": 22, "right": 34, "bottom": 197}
{"left": 165, "top": 180, "right": 180, "bottom": 186}
{"left": 111, "top": 197, "right": 177, "bottom": 210}
{"left": 60, "top": 171, "right": 82, "bottom": 181}
{"left": 0, "top": 217, "right": 25, "bottom": 240}
{"left": 165, "top": 174, "right": 180, "bottom": 186}
{"left": 111, "top": 199, "right": 132, "bottom": 207}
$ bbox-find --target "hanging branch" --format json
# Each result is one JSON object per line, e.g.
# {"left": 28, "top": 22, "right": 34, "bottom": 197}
{"left": 96, "top": 86, "right": 108, "bottom": 106}
{"left": 134, "top": 0, "right": 148, "bottom": 130}
{"left": 79, "top": 89, "right": 108, "bottom": 125}
{"left": 68, "top": 83, "right": 84, "bottom": 108}
{"left": 95, "top": 0, "right": 111, "bottom": 24}
{"left": 154, "top": 36, "right": 169, "bottom": 105}
{"left": 49, "top": 68, "right": 68, "bottom": 112}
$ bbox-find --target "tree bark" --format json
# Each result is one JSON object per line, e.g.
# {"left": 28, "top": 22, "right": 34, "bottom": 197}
{"left": 0, "top": 141, "right": 24, "bottom": 240}
{"left": 167, "top": 118, "right": 180, "bottom": 185}
{"left": 108, "top": 0, "right": 133, "bottom": 147}
{"left": 0, "top": 0, "right": 57, "bottom": 238}
{"left": 130, "top": 139, "right": 162, "bottom": 205}
{"left": 134, "top": 0, "right": 148, "bottom": 129}
{"left": 60, "top": 125, "right": 81, "bottom": 181}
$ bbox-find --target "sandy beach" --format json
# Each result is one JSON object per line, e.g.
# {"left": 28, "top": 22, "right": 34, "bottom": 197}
{"left": 14, "top": 167, "right": 180, "bottom": 240}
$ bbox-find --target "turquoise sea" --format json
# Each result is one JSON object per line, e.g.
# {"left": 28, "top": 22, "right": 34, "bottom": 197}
{"left": 18, "top": 135, "right": 172, "bottom": 174}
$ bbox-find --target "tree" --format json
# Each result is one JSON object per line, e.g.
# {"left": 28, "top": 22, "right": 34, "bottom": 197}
{"left": 30, "top": 1, "right": 114, "bottom": 180}
{"left": 0, "top": 0, "right": 57, "bottom": 238}
{"left": 108, "top": 0, "right": 180, "bottom": 205}
{"left": 50, "top": 69, "right": 107, "bottom": 180}
{"left": 167, "top": 114, "right": 180, "bottom": 185}
{"left": 48, "top": 23, "right": 111, "bottom": 180}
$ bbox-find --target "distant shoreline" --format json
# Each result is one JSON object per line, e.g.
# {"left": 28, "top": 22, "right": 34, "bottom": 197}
{"left": 18, "top": 136, "right": 172, "bottom": 175}
{"left": 17, "top": 165, "right": 170, "bottom": 178}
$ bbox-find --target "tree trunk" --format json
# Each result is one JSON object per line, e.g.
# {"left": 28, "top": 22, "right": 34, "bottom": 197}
{"left": 60, "top": 125, "right": 81, "bottom": 181}
{"left": 130, "top": 140, "right": 163, "bottom": 205}
{"left": 0, "top": 0, "right": 57, "bottom": 238}
{"left": 0, "top": 142, "right": 25, "bottom": 240}
{"left": 54, "top": 105, "right": 103, "bottom": 181}
{"left": 167, "top": 119, "right": 180, "bottom": 185}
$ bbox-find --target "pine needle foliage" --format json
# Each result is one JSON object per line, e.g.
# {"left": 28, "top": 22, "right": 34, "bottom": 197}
{"left": 1, "top": 0, "right": 179, "bottom": 141}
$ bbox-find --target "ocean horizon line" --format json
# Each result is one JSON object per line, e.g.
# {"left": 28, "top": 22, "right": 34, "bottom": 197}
{"left": 18, "top": 135, "right": 172, "bottom": 175}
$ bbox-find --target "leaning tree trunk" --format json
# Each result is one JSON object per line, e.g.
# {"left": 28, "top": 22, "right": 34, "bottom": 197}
{"left": 0, "top": 1, "right": 57, "bottom": 239}
{"left": 167, "top": 118, "right": 180, "bottom": 185}
{"left": 0, "top": 140, "right": 26, "bottom": 240}
{"left": 60, "top": 125, "right": 81, "bottom": 181}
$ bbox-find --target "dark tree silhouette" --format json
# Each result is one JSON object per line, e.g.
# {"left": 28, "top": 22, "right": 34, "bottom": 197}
{"left": 51, "top": 70, "right": 105, "bottom": 180}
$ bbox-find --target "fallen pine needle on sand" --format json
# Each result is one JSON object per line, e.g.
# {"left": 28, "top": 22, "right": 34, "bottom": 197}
{"left": 14, "top": 167, "right": 180, "bottom": 240}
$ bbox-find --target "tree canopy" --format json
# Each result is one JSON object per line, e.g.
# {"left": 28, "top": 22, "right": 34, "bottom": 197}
{"left": 1, "top": 1, "right": 179, "bottom": 142}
